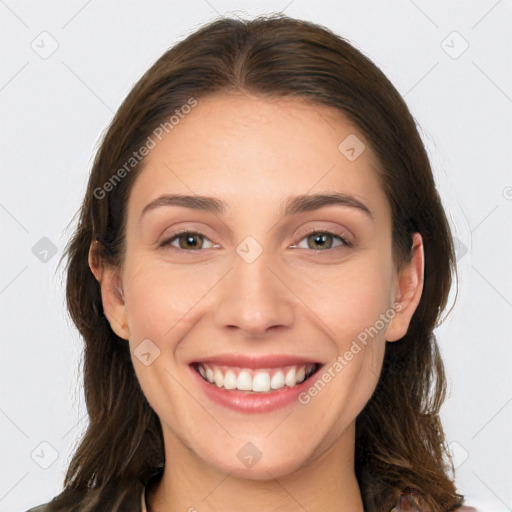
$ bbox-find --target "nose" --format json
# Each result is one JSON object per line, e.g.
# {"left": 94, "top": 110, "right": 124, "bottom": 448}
{"left": 213, "top": 249, "right": 295, "bottom": 338}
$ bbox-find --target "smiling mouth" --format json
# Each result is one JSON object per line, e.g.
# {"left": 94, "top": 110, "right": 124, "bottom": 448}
{"left": 191, "top": 362, "right": 321, "bottom": 393}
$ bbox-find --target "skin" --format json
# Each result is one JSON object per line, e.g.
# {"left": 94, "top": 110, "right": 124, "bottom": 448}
{"left": 89, "top": 93, "right": 424, "bottom": 512}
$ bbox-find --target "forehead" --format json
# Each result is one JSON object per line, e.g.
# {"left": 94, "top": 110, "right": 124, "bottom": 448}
{"left": 127, "top": 93, "right": 388, "bottom": 220}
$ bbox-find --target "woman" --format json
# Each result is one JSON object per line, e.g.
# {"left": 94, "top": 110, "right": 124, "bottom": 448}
{"left": 27, "top": 14, "right": 473, "bottom": 512}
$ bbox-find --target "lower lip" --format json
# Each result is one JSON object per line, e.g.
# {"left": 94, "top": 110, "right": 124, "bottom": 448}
{"left": 189, "top": 365, "right": 319, "bottom": 413}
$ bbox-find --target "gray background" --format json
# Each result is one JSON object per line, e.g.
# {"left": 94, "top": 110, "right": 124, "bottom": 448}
{"left": 1, "top": 1, "right": 511, "bottom": 511}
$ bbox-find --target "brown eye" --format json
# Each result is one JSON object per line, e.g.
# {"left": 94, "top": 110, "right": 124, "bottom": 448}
{"left": 160, "top": 231, "right": 215, "bottom": 250}
{"left": 178, "top": 233, "right": 204, "bottom": 249}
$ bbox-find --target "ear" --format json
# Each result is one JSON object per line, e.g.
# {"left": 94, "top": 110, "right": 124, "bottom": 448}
{"left": 88, "top": 242, "right": 130, "bottom": 340}
{"left": 385, "top": 232, "right": 424, "bottom": 342}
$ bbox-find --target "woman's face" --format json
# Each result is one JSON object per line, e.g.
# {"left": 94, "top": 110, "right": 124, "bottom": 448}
{"left": 95, "top": 94, "right": 423, "bottom": 479}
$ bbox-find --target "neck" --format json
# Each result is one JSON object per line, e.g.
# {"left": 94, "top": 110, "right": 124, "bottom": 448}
{"left": 146, "top": 423, "right": 364, "bottom": 512}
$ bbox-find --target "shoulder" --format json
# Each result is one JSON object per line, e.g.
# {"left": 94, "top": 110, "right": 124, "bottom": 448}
{"left": 24, "top": 505, "right": 49, "bottom": 512}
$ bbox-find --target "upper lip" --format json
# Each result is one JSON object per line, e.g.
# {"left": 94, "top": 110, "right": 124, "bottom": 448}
{"left": 190, "top": 353, "right": 322, "bottom": 369}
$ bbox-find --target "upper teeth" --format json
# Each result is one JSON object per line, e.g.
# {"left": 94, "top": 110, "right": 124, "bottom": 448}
{"left": 196, "top": 363, "right": 316, "bottom": 393}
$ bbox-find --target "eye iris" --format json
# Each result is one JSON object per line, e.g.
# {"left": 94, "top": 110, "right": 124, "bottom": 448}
{"left": 179, "top": 233, "right": 202, "bottom": 249}
{"left": 308, "top": 233, "right": 332, "bottom": 250}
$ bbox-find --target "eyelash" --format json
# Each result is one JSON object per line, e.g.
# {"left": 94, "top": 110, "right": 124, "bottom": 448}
{"left": 159, "top": 229, "right": 353, "bottom": 252}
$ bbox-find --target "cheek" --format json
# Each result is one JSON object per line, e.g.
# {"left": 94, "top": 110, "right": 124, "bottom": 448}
{"left": 121, "top": 258, "right": 223, "bottom": 341}
{"left": 304, "top": 256, "right": 394, "bottom": 337}
{"left": 303, "top": 254, "right": 394, "bottom": 396}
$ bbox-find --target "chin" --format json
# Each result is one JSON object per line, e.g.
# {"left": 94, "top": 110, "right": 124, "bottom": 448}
{"left": 201, "top": 440, "right": 315, "bottom": 481}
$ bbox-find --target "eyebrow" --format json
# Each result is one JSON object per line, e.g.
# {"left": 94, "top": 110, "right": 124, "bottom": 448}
{"left": 140, "top": 192, "right": 373, "bottom": 220}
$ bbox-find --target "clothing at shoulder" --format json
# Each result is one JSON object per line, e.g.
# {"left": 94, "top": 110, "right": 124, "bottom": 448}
{"left": 26, "top": 495, "right": 475, "bottom": 512}
{"left": 23, "top": 488, "right": 146, "bottom": 512}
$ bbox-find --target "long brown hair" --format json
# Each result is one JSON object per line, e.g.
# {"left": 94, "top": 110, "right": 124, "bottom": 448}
{"left": 48, "top": 14, "right": 464, "bottom": 512}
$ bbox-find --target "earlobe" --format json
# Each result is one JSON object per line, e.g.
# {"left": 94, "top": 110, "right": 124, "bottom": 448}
{"left": 385, "top": 233, "right": 425, "bottom": 342}
{"left": 88, "top": 242, "right": 130, "bottom": 340}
